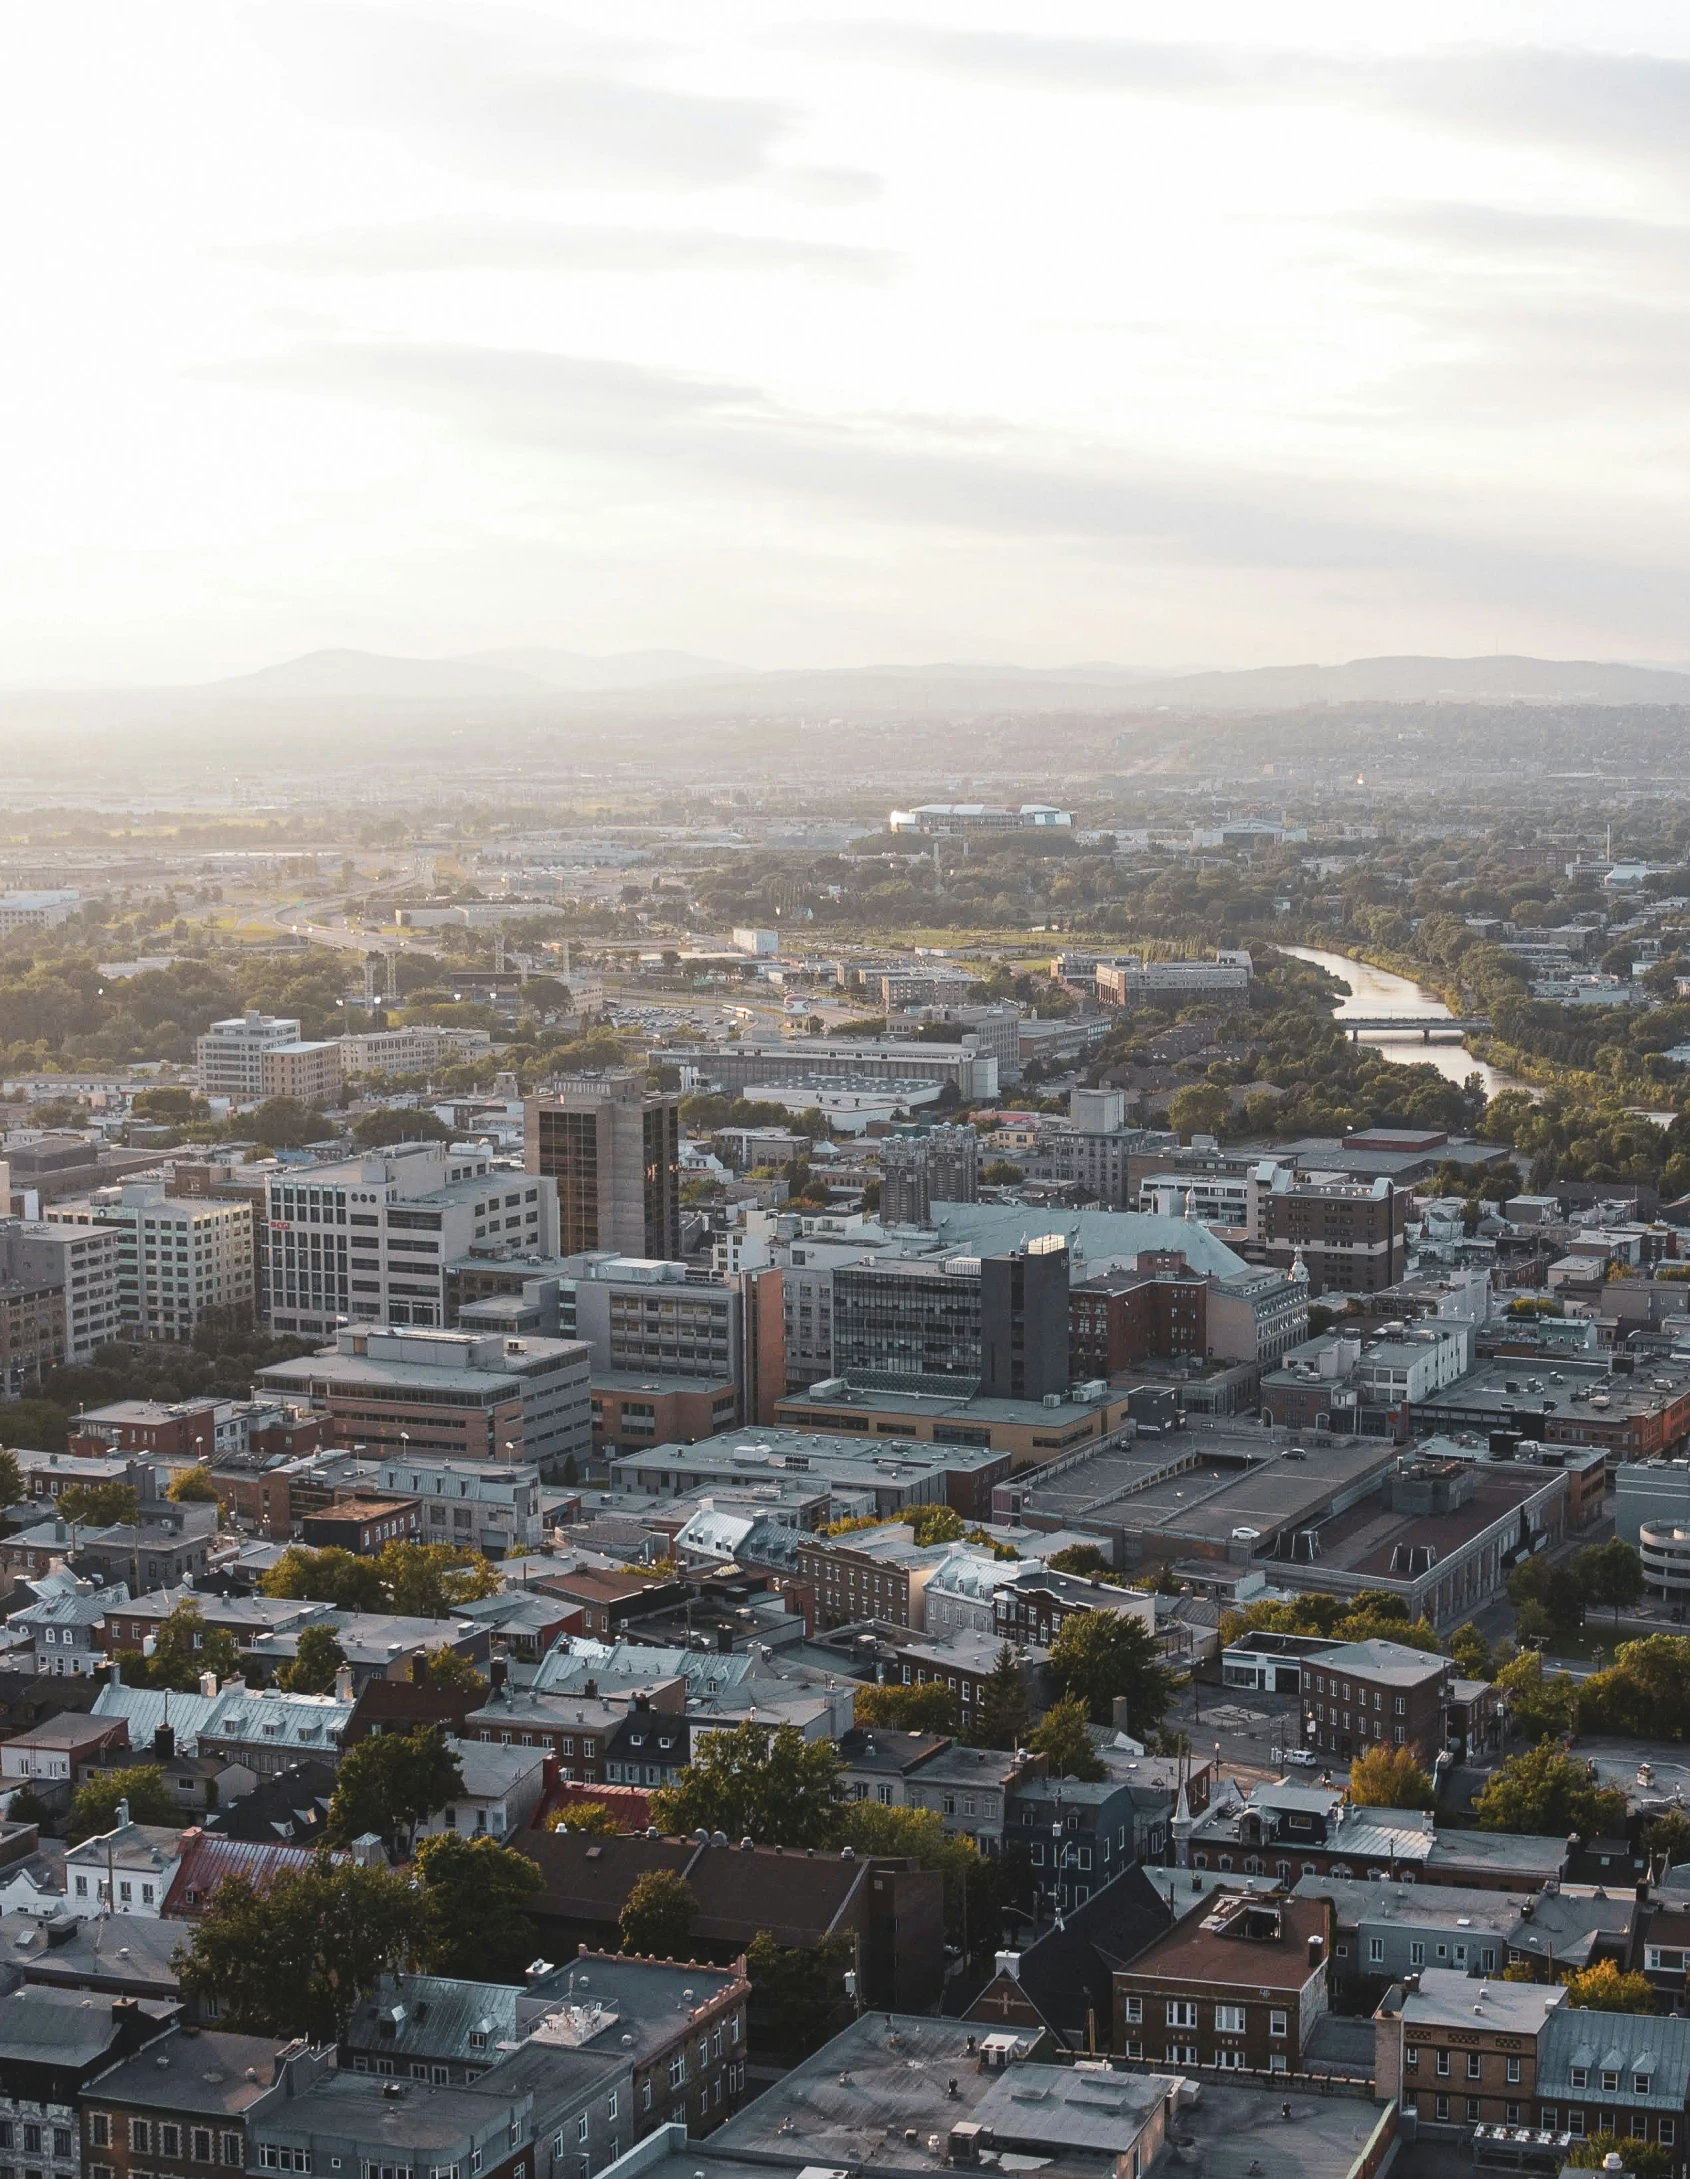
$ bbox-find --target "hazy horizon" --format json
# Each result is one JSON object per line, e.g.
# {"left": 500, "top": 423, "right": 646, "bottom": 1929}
{"left": 11, "top": 3, "right": 1690, "bottom": 684}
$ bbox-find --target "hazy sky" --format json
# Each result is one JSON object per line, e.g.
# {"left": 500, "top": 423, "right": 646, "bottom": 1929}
{"left": 8, "top": 1, "right": 1690, "bottom": 681}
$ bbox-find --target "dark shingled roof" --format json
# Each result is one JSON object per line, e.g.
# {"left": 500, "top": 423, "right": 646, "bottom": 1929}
{"left": 517, "top": 1833, "right": 878, "bottom": 1949}
{"left": 963, "top": 1864, "right": 1171, "bottom": 2049}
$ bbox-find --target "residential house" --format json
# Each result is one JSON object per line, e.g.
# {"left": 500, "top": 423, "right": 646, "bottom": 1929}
{"left": 1300, "top": 1638, "right": 1458, "bottom": 1766}
{"left": 62, "top": 1817, "right": 185, "bottom": 1919}
{"left": 79, "top": 2026, "right": 329, "bottom": 2179}
{"left": 1114, "top": 1889, "right": 1333, "bottom": 2074}
{"left": 0, "top": 1988, "right": 179, "bottom": 2179}
{"left": 1374, "top": 1969, "right": 1566, "bottom": 2131}
{"left": 965, "top": 1865, "right": 1173, "bottom": 2052}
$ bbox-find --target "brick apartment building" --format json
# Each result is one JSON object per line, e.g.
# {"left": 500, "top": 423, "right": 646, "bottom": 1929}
{"left": 1301, "top": 1637, "right": 1456, "bottom": 1765}
{"left": 1114, "top": 1890, "right": 1333, "bottom": 2072}
{"left": 1069, "top": 1254, "right": 1208, "bottom": 1376}
{"left": 1259, "top": 1175, "right": 1406, "bottom": 1297}
{"left": 81, "top": 2027, "right": 326, "bottom": 2179}
{"left": 794, "top": 1526, "right": 954, "bottom": 1632}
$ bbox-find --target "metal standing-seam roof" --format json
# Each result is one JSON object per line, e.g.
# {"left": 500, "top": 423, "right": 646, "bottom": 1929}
{"left": 1540, "top": 2005, "right": 1690, "bottom": 2110}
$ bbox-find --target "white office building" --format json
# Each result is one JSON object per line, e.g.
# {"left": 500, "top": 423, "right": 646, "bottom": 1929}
{"left": 47, "top": 1185, "right": 255, "bottom": 1342}
{"left": 263, "top": 1141, "right": 559, "bottom": 1337}
{"left": 195, "top": 1010, "right": 304, "bottom": 1097}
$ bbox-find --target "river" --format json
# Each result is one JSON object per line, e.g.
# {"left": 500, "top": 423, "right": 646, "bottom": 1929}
{"left": 1280, "top": 944, "right": 1532, "bottom": 1100}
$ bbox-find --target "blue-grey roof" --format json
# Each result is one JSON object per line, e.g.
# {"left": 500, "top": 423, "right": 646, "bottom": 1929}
{"left": 918, "top": 1203, "right": 1250, "bottom": 1279}
{"left": 1541, "top": 2005, "right": 1690, "bottom": 2109}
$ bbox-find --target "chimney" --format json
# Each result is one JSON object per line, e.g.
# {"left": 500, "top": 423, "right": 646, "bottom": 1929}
{"left": 198, "top": 1670, "right": 218, "bottom": 1698}
{"left": 334, "top": 1664, "right": 354, "bottom": 1702}
{"left": 116, "top": 1798, "right": 131, "bottom": 1829}
{"left": 1308, "top": 1934, "right": 1324, "bottom": 1967}
{"left": 994, "top": 1950, "right": 1021, "bottom": 1980}
{"left": 152, "top": 1723, "right": 175, "bottom": 1762}
{"left": 490, "top": 1658, "right": 508, "bottom": 1693}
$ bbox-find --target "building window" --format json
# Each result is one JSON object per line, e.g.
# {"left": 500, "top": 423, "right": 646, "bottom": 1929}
{"left": 131, "top": 2124, "right": 153, "bottom": 2154}
{"left": 1270, "top": 2012, "right": 1288, "bottom": 2038}
{"left": 1468, "top": 2054, "right": 1482, "bottom": 2081}
{"left": 1434, "top": 2100, "right": 1450, "bottom": 2123}
{"left": 1436, "top": 2052, "right": 1450, "bottom": 2078}
{"left": 89, "top": 2123, "right": 109, "bottom": 2151}
{"left": 1215, "top": 2006, "right": 1246, "bottom": 2033}
{"left": 1124, "top": 1998, "right": 1143, "bottom": 2025}
{"left": 1507, "top": 2059, "right": 1521, "bottom": 2085}
{"left": 1368, "top": 1938, "right": 1383, "bottom": 1964}
{"left": 1466, "top": 2102, "right": 1481, "bottom": 2124}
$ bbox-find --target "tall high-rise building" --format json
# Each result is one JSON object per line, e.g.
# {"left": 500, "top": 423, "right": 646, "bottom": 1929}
{"left": 981, "top": 1233, "right": 1070, "bottom": 1401}
{"left": 878, "top": 1125, "right": 981, "bottom": 1226}
{"left": 525, "top": 1074, "right": 681, "bottom": 1261}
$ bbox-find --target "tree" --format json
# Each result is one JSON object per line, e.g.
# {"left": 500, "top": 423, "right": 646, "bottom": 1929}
{"left": 113, "top": 1599, "right": 243, "bottom": 1693}
{"left": 414, "top": 1645, "right": 485, "bottom": 1692}
{"left": 1047, "top": 1544, "right": 1116, "bottom": 1581}
{"left": 0, "top": 1449, "right": 22, "bottom": 1507}
{"left": 166, "top": 1466, "right": 220, "bottom": 1505}
{"left": 1577, "top": 1636, "right": 1690, "bottom": 1741}
{"left": 1449, "top": 1622, "right": 1492, "bottom": 1680}
{"left": 1571, "top": 2136, "right": 1673, "bottom": 2179}
{"left": 853, "top": 1682, "right": 960, "bottom": 1735}
{"left": 260, "top": 1545, "right": 385, "bottom": 1612}
{"left": 248, "top": 1097, "right": 327, "bottom": 1149}
{"left": 57, "top": 1481, "right": 138, "bottom": 1527}
{"left": 68, "top": 1765, "right": 180, "bottom": 1843}
{"left": 1349, "top": 1745, "right": 1435, "bottom": 1810}
{"left": 983, "top": 1160, "right": 1025, "bottom": 1185}
{"left": 6, "top": 1783, "right": 54, "bottom": 1833}
{"left": 353, "top": 1108, "right": 451, "bottom": 1150}
{"left": 1475, "top": 1741, "right": 1628, "bottom": 1840}
{"left": 1642, "top": 1807, "right": 1690, "bottom": 1877}
{"left": 619, "top": 1868, "right": 698, "bottom": 1957}
{"left": 649, "top": 1721, "right": 842, "bottom": 1847}
{"left": 414, "top": 1833, "right": 544, "bottom": 1982}
{"left": 546, "top": 1800, "right": 624, "bottom": 1835}
{"left": 966, "top": 1643, "right": 1030, "bottom": 1750}
{"left": 327, "top": 1727, "right": 465, "bottom": 1860}
{"left": 834, "top": 1800, "right": 996, "bottom": 1951}
{"left": 1560, "top": 1959, "right": 1659, "bottom": 2014}
{"left": 1048, "top": 1609, "right": 1171, "bottom": 1732}
{"left": 376, "top": 1541, "right": 500, "bottom": 1618}
{"left": 1576, "top": 1537, "right": 1645, "bottom": 1628}
{"left": 1496, "top": 1647, "right": 1577, "bottom": 1741}
{"left": 746, "top": 1930, "right": 855, "bottom": 2060}
{"left": 278, "top": 1624, "right": 346, "bottom": 1696}
{"left": 1167, "top": 1084, "right": 1229, "bottom": 1140}
{"left": 175, "top": 1858, "right": 422, "bottom": 2043}
{"left": 903, "top": 1503, "right": 965, "bottom": 1546}
{"left": 1027, "top": 1697, "right": 1105, "bottom": 1781}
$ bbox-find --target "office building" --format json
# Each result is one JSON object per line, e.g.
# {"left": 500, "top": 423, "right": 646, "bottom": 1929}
{"left": 264, "top": 1141, "right": 558, "bottom": 1336}
{"left": 683, "top": 1037, "right": 999, "bottom": 1103}
{"left": 1258, "top": 1170, "right": 1406, "bottom": 1296}
{"left": 981, "top": 1233, "right": 1070, "bottom": 1399}
{"left": 257, "top": 1039, "right": 343, "bottom": 1105}
{"left": 194, "top": 1009, "right": 304, "bottom": 1098}
{"left": 1094, "top": 952, "right": 1253, "bottom": 1006}
{"left": 0, "top": 889, "right": 80, "bottom": 931}
{"left": 1069, "top": 1253, "right": 1208, "bottom": 1374}
{"left": 47, "top": 1184, "right": 253, "bottom": 1342}
{"left": 256, "top": 1323, "right": 593, "bottom": 1478}
{"left": 888, "top": 802, "right": 1072, "bottom": 834}
{"left": 525, "top": 1074, "right": 680, "bottom": 1261}
{"left": 879, "top": 1124, "right": 981, "bottom": 1224}
{"left": 339, "top": 1026, "right": 494, "bottom": 1076}
{"left": 0, "top": 1218, "right": 121, "bottom": 1392}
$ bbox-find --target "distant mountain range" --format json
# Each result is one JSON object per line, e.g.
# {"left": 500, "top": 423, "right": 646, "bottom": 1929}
{"left": 3, "top": 650, "right": 1689, "bottom": 771}
{"left": 186, "top": 646, "right": 1690, "bottom": 712}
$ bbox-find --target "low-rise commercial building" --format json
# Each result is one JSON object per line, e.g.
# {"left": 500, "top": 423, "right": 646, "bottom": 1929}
{"left": 256, "top": 1324, "right": 592, "bottom": 1479}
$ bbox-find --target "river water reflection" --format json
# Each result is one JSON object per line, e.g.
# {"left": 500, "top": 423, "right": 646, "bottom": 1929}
{"left": 1281, "top": 944, "right": 1532, "bottom": 1101}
